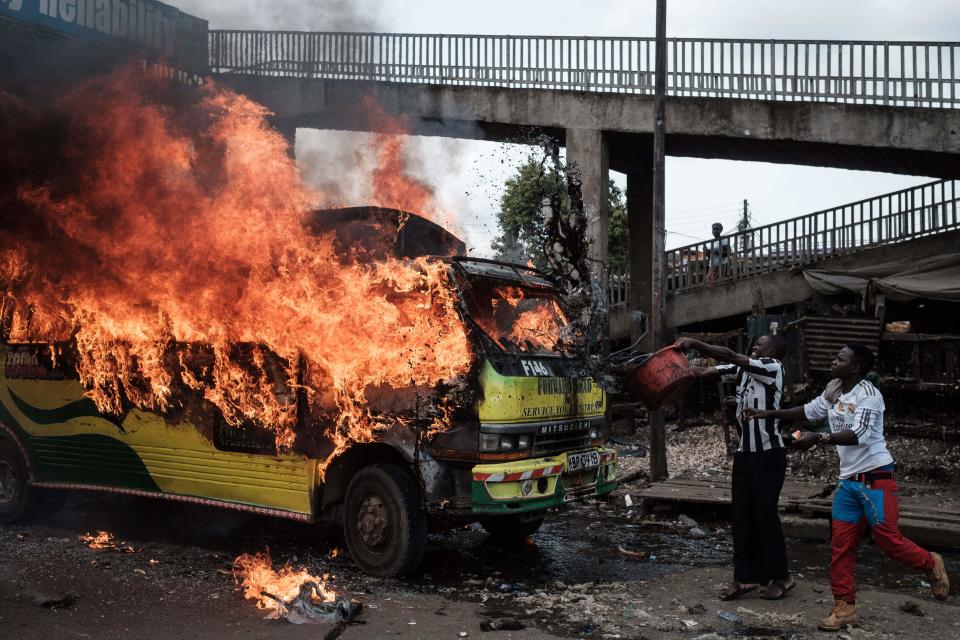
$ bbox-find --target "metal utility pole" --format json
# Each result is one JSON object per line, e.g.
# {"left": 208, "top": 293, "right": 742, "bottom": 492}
{"left": 649, "top": 0, "right": 669, "bottom": 482}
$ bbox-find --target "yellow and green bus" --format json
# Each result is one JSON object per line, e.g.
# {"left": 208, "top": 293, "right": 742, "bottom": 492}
{"left": 0, "top": 210, "right": 616, "bottom": 576}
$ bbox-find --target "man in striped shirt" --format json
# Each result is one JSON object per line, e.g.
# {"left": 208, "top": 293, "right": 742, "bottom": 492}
{"left": 678, "top": 334, "right": 793, "bottom": 601}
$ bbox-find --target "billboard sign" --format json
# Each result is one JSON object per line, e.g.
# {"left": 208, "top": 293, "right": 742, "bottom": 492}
{"left": 0, "top": 0, "right": 207, "bottom": 71}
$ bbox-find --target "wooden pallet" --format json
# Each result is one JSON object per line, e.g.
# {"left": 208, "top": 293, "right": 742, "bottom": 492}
{"left": 638, "top": 476, "right": 960, "bottom": 549}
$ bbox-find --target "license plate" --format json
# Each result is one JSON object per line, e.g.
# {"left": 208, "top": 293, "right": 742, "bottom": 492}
{"left": 567, "top": 450, "right": 600, "bottom": 472}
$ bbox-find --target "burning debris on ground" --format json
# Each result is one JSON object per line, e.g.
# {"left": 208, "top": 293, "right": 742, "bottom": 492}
{"left": 233, "top": 548, "right": 360, "bottom": 627}
{"left": 78, "top": 530, "right": 137, "bottom": 553}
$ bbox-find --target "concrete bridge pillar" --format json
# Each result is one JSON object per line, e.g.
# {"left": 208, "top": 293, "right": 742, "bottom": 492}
{"left": 269, "top": 118, "right": 298, "bottom": 159}
{"left": 627, "top": 168, "right": 655, "bottom": 352}
{"left": 565, "top": 128, "right": 609, "bottom": 287}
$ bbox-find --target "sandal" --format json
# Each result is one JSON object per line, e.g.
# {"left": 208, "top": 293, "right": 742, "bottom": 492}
{"left": 719, "top": 582, "right": 758, "bottom": 601}
{"left": 761, "top": 579, "right": 796, "bottom": 600}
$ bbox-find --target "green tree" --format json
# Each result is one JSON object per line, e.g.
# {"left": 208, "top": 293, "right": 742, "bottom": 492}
{"left": 607, "top": 181, "right": 628, "bottom": 274}
{"left": 491, "top": 156, "right": 629, "bottom": 273}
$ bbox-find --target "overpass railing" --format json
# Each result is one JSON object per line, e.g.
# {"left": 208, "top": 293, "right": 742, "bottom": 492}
{"left": 209, "top": 31, "right": 960, "bottom": 108}
{"left": 607, "top": 178, "right": 960, "bottom": 303}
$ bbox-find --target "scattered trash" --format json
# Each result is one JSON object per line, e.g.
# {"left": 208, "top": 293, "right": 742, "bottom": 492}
{"left": 624, "top": 495, "right": 633, "bottom": 508}
{"left": 692, "top": 634, "right": 723, "bottom": 640}
{"left": 458, "top": 633, "right": 469, "bottom": 638}
{"left": 133, "top": 569, "right": 147, "bottom": 575}
{"left": 148, "top": 559, "right": 160, "bottom": 566}
{"left": 682, "top": 619, "right": 699, "bottom": 628}
{"left": 678, "top": 514, "right": 699, "bottom": 528}
{"left": 480, "top": 618, "right": 525, "bottom": 631}
{"left": 617, "top": 546, "right": 644, "bottom": 559}
{"left": 899, "top": 601, "right": 926, "bottom": 616}
{"left": 261, "top": 582, "right": 359, "bottom": 626}
{"left": 497, "top": 583, "right": 517, "bottom": 593}
{"left": 716, "top": 609, "right": 743, "bottom": 624}
{"left": 579, "top": 623, "right": 595, "bottom": 634}
{"left": 35, "top": 593, "right": 77, "bottom": 610}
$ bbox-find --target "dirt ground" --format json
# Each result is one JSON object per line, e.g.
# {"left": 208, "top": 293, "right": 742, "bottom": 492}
{"left": 2, "top": 425, "right": 959, "bottom": 640}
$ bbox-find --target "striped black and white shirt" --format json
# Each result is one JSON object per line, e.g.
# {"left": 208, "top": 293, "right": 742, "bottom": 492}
{"left": 715, "top": 358, "right": 785, "bottom": 453}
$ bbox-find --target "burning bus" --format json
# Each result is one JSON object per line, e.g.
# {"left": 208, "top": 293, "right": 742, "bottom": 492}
{"left": 0, "top": 205, "right": 616, "bottom": 577}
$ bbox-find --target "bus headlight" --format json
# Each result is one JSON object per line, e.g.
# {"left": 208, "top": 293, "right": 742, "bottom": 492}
{"left": 520, "top": 479, "right": 533, "bottom": 496}
{"left": 480, "top": 433, "right": 500, "bottom": 452}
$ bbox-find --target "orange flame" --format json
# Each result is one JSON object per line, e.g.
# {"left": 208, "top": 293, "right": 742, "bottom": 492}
{"left": 362, "top": 96, "right": 461, "bottom": 235}
{"left": 509, "top": 305, "right": 565, "bottom": 351}
{"left": 79, "top": 530, "right": 136, "bottom": 552}
{"left": 0, "top": 69, "right": 472, "bottom": 469}
{"left": 473, "top": 286, "right": 566, "bottom": 352}
{"left": 233, "top": 549, "right": 334, "bottom": 616}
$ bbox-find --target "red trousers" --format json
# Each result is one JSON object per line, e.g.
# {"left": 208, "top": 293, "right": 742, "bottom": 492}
{"left": 831, "top": 476, "right": 934, "bottom": 603}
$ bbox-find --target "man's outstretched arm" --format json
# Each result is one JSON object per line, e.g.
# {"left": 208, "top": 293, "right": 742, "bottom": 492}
{"left": 744, "top": 405, "right": 860, "bottom": 449}
{"left": 677, "top": 338, "right": 750, "bottom": 369}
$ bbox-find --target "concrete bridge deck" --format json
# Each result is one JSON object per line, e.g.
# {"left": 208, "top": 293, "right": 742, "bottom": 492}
{"left": 216, "top": 75, "right": 960, "bottom": 178}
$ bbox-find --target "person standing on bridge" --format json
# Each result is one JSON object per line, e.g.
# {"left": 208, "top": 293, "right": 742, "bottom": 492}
{"left": 677, "top": 334, "right": 794, "bottom": 601}
{"left": 705, "top": 222, "right": 731, "bottom": 285}
{"left": 745, "top": 343, "right": 950, "bottom": 631}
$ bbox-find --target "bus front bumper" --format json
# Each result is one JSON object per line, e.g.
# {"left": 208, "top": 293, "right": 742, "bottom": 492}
{"left": 470, "top": 448, "right": 617, "bottom": 515}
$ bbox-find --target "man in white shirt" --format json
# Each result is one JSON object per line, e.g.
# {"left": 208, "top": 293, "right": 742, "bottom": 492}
{"left": 747, "top": 343, "right": 950, "bottom": 631}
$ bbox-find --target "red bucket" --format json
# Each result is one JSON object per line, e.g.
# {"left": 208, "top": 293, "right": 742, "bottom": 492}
{"left": 628, "top": 345, "right": 695, "bottom": 410}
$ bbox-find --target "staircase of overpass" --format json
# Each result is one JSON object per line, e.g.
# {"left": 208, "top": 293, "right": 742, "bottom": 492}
{"left": 608, "top": 178, "right": 960, "bottom": 337}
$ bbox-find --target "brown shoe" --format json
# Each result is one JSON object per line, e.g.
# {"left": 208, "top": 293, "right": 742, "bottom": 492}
{"left": 818, "top": 600, "right": 858, "bottom": 631}
{"left": 928, "top": 552, "right": 950, "bottom": 601}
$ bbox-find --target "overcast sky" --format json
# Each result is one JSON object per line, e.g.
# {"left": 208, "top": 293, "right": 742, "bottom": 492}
{"left": 177, "top": 0, "right": 959, "bottom": 257}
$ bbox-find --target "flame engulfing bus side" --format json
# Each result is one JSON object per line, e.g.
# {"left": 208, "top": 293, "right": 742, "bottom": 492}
{"left": 0, "top": 209, "right": 615, "bottom": 577}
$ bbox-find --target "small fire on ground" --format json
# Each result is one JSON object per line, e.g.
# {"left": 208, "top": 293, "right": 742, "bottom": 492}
{"left": 78, "top": 530, "right": 136, "bottom": 553}
{"left": 233, "top": 549, "right": 352, "bottom": 624}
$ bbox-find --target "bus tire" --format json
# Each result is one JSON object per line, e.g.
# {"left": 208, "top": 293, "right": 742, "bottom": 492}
{"left": 480, "top": 513, "right": 545, "bottom": 540}
{"left": 343, "top": 464, "right": 427, "bottom": 577}
{"left": 0, "top": 439, "right": 30, "bottom": 524}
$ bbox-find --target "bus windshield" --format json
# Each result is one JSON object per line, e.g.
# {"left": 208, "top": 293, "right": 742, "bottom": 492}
{"left": 462, "top": 281, "right": 568, "bottom": 354}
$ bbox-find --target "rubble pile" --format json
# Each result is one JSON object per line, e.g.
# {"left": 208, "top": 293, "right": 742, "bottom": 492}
{"left": 622, "top": 419, "right": 960, "bottom": 488}
{"left": 628, "top": 422, "right": 732, "bottom": 479}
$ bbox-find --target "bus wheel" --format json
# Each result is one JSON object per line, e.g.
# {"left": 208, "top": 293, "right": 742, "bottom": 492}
{"left": 343, "top": 464, "right": 427, "bottom": 578}
{"left": 480, "top": 513, "right": 546, "bottom": 540}
{"left": 0, "top": 440, "right": 29, "bottom": 524}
